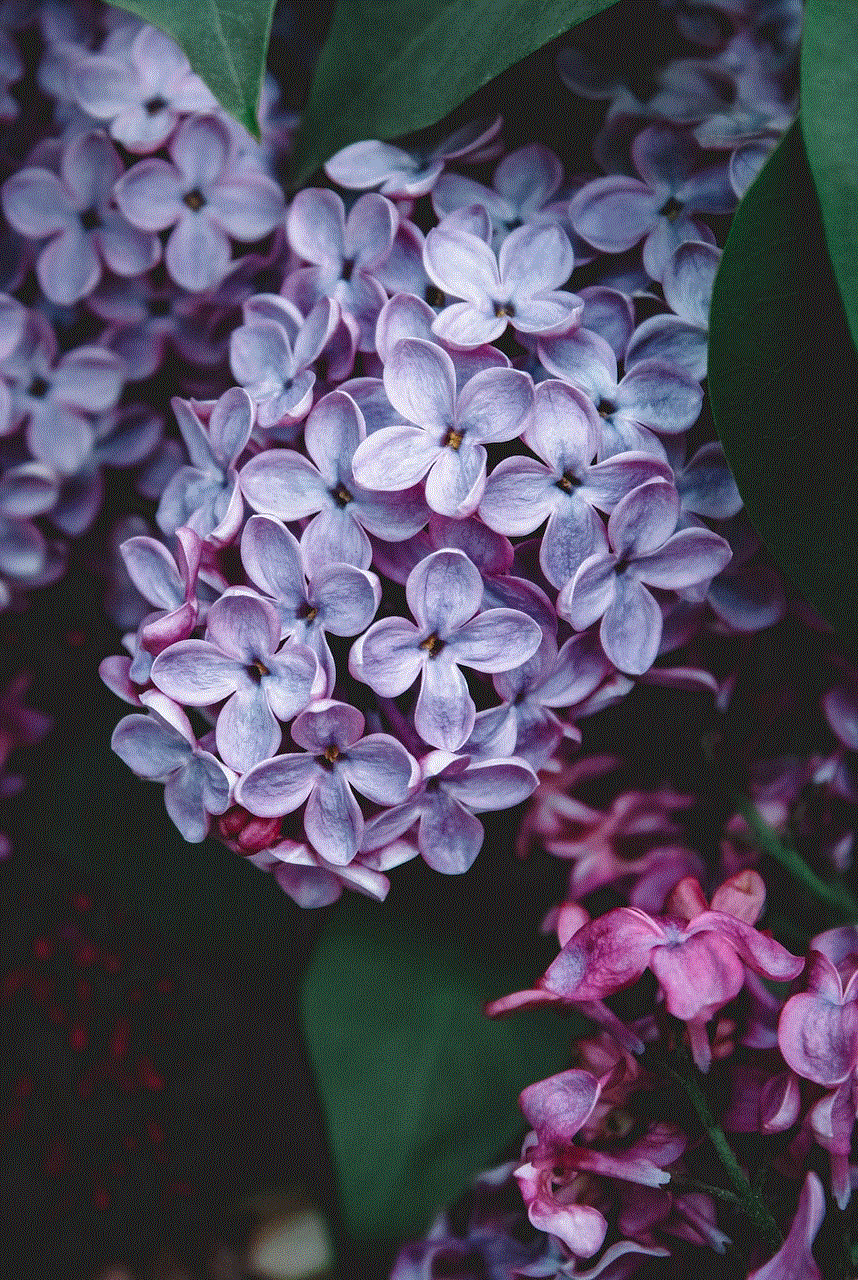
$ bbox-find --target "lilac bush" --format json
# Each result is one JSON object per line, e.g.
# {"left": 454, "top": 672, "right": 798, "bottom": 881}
{"left": 2, "top": 0, "right": 857, "bottom": 1275}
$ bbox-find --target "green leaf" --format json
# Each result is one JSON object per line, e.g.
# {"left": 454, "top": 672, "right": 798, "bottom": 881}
{"left": 291, "top": 0, "right": 621, "bottom": 187}
{"left": 112, "top": 0, "right": 276, "bottom": 137}
{"left": 708, "top": 123, "right": 858, "bottom": 647}
{"left": 301, "top": 900, "right": 578, "bottom": 1240}
{"left": 802, "top": 0, "right": 858, "bottom": 352}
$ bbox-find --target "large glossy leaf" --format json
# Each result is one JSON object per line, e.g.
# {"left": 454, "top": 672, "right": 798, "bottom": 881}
{"left": 291, "top": 0, "right": 620, "bottom": 186}
{"left": 113, "top": 0, "right": 276, "bottom": 137}
{"left": 301, "top": 900, "right": 579, "bottom": 1240}
{"left": 709, "top": 123, "right": 858, "bottom": 648}
{"left": 802, "top": 0, "right": 858, "bottom": 351}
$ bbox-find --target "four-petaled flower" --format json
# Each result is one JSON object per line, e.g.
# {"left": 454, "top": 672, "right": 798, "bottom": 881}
{"left": 349, "top": 548, "right": 543, "bottom": 751}
{"left": 150, "top": 588, "right": 322, "bottom": 773}
{"left": 235, "top": 699, "right": 420, "bottom": 865}
{"left": 423, "top": 222, "right": 582, "bottom": 347}
{"left": 558, "top": 477, "right": 732, "bottom": 674}
{"left": 351, "top": 337, "right": 533, "bottom": 518}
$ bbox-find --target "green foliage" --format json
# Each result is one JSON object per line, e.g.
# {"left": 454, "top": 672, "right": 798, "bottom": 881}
{"left": 290, "top": 0, "right": 620, "bottom": 186}
{"left": 708, "top": 124, "right": 858, "bottom": 648}
{"left": 802, "top": 0, "right": 858, "bottom": 352}
{"left": 301, "top": 900, "right": 579, "bottom": 1239}
{"left": 113, "top": 0, "right": 277, "bottom": 137}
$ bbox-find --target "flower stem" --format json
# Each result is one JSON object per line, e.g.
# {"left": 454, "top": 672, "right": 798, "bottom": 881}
{"left": 670, "top": 1057, "right": 783, "bottom": 1254}
{"left": 731, "top": 793, "right": 858, "bottom": 924}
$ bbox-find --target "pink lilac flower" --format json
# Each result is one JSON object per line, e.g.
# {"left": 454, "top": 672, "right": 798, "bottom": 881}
{"left": 515, "top": 1067, "right": 682, "bottom": 1257}
{"left": 2, "top": 131, "right": 159, "bottom": 304}
{"left": 778, "top": 926, "right": 858, "bottom": 1207}
{"left": 111, "top": 690, "right": 234, "bottom": 842}
{"left": 238, "top": 389, "right": 429, "bottom": 571}
{"left": 362, "top": 749, "right": 538, "bottom": 874}
{"left": 350, "top": 337, "right": 533, "bottom": 518}
{"left": 114, "top": 114, "right": 284, "bottom": 292}
{"left": 324, "top": 116, "right": 503, "bottom": 198}
{"left": 558, "top": 477, "right": 732, "bottom": 674}
{"left": 71, "top": 23, "right": 216, "bottom": 153}
{"left": 524, "top": 889, "right": 803, "bottom": 1071}
{"left": 234, "top": 699, "right": 419, "bottom": 865}
{"left": 478, "top": 379, "right": 671, "bottom": 587}
{"left": 570, "top": 124, "right": 734, "bottom": 280}
{"left": 150, "top": 589, "right": 322, "bottom": 773}
{"left": 229, "top": 297, "right": 340, "bottom": 431}
{"left": 240, "top": 513, "right": 381, "bottom": 696}
{"left": 747, "top": 1173, "right": 825, "bottom": 1280}
{"left": 624, "top": 240, "right": 721, "bottom": 379}
{"left": 423, "top": 222, "right": 582, "bottom": 346}
{"left": 285, "top": 189, "right": 397, "bottom": 349}
{"left": 349, "top": 548, "right": 543, "bottom": 751}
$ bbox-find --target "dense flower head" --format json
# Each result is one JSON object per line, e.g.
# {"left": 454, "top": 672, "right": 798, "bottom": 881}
{"left": 4, "top": 1, "right": 858, "bottom": 1276}
{"left": 16, "top": 0, "right": 795, "bottom": 914}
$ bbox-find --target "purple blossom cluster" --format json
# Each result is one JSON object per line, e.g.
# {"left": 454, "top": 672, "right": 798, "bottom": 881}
{"left": 78, "top": 0, "right": 807, "bottom": 913}
{"left": 0, "top": 3, "right": 294, "bottom": 611}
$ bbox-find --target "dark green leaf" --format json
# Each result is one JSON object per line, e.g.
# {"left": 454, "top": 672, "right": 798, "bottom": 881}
{"left": 113, "top": 0, "right": 276, "bottom": 137}
{"left": 708, "top": 123, "right": 858, "bottom": 647}
{"left": 802, "top": 0, "right": 858, "bottom": 351}
{"left": 291, "top": 0, "right": 620, "bottom": 187}
{"left": 301, "top": 900, "right": 578, "bottom": 1240}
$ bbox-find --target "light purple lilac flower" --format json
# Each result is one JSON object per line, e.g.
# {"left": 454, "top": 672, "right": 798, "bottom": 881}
{"left": 229, "top": 297, "right": 339, "bottom": 430}
{"left": 351, "top": 338, "right": 533, "bottom": 518}
{"left": 150, "top": 588, "right": 322, "bottom": 773}
{"left": 2, "top": 131, "right": 159, "bottom": 304}
{"left": 0, "top": 29, "right": 21, "bottom": 120}
{"left": 666, "top": 437, "right": 743, "bottom": 524}
{"left": 374, "top": 292, "right": 508, "bottom": 390}
{"left": 538, "top": 328, "right": 703, "bottom": 459}
{"left": 570, "top": 124, "right": 734, "bottom": 280}
{"left": 470, "top": 631, "right": 615, "bottom": 769}
{"left": 0, "top": 294, "right": 24, "bottom": 362}
{"left": 324, "top": 116, "right": 503, "bottom": 198}
{"left": 478, "top": 379, "right": 671, "bottom": 587}
{"left": 362, "top": 749, "right": 538, "bottom": 874}
{"left": 114, "top": 114, "right": 284, "bottom": 292}
{"left": 431, "top": 143, "right": 565, "bottom": 241}
{"left": 423, "top": 222, "right": 582, "bottom": 346}
{"left": 251, "top": 836, "right": 417, "bottom": 909}
{"left": 72, "top": 23, "right": 216, "bottom": 152}
{"left": 111, "top": 690, "right": 234, "bottom": 842}
{"left": 1, "top": 310, "right": 126, "bottom": 474}
{"left": 625, "top": 241, "right": 721, "bottom": 379}
{"left": 234, "top": 699, "right": 419, "bottom": 865}
{"left": 156, "top": 387, "right": 252, "bottom": 544}
{"left": 285, "top": 190, "right": 397, "bottom": 350}
{"left": 120, "top": 525, "right": 203, "bottom": 658}
{"left": 558, "top": 477, "right": 732, "bottom": 674}
{"left": 238, "top": 389, "right": 429, "bottom": 572}
{"left": 240, "top": 513, "right": 380, "bottom": 695}
{"left": 349, "top": 548, "right": 543, "bottom": 751}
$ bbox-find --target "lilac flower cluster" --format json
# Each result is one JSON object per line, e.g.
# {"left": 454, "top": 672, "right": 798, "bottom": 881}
{"left": 84, "top": 0, "right": 807, "bottom": 911}
{"left": 0, "top": 4, "right": 294, "bottom": 611}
